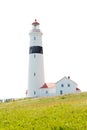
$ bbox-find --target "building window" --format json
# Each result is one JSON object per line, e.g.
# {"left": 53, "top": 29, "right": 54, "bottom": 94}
{"left": 34, "top": 37, "right": 36, "bottom": 40}
{"left": 61, "top": 84, "right": 64, "bottom": 87}
{"left": 60, "top": 90, "right": 63, "bottom": 95}
{"left": 34, "top": 73, "right": 36, "bottom": 76}
{"left": 34, "top": 91, "right": 36, "bottom": 95}
{"left": 68, "top": 84, "right": 70, "bottom": 87}
{"left": 46, "top": 91, "right": 48, "bottom": 94}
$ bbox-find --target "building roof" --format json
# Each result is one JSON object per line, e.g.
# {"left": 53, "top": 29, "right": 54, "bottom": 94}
{"left": 56, "top": 76, "right": 77, "bottom": 85}
{"left": 40, "top": 83, "right": 48, "bottom": 89}
{"left": 47, "top": 83, "right": 56, "bottom": 88}
{"left": 32, "top": 19, "right": 40, "bottom": 25}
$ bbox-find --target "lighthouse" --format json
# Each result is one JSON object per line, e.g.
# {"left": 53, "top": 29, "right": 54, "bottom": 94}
{"left": 27, "top": 19, "right": 45, "bottom": 97}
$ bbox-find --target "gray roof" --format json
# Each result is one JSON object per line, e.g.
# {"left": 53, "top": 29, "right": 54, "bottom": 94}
{"left": 56, "top": 76, "right": 77, "bottom": 86}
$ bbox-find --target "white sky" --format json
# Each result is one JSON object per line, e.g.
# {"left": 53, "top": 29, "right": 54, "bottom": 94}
{"left": 0, "top": 0, "right": 87, "bottom": 99}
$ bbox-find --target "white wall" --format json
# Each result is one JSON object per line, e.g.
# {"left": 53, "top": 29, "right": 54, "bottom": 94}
{"left": 28, "top": 54, "right": 44, "bottom": 97}
{"left": 28, "top": 23, "right": 44, "bottom": 97}
{"left": 39, "top": 88, "right": 56, "bottom": 97}
{"left": 30, "top": 32, "right": 42, "bottom": 47}
{"left": 39, "top": 88, "right": 49, "bottom": 97}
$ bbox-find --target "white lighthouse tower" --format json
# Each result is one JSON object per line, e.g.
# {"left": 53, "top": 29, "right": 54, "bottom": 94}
{"left": 27, "top": 19, "right": 45, "bottom": 97}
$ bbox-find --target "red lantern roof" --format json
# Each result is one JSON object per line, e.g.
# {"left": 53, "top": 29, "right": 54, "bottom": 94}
{"left": 32, "top": 19, "right": 40, "bottom": 25}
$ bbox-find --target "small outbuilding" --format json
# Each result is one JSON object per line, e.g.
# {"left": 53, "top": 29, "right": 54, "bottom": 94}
{"left": 56, "top": 76, "right": 79, "bottom": 95}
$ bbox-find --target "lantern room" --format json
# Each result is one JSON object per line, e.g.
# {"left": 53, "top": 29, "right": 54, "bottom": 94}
{"left": 32, "top": 19, "right": 40, "bottom": 30}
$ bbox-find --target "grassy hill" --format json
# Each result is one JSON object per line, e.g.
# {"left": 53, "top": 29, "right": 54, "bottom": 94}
{"left": 0, "top": 93, "right": 87, "bottom": 130}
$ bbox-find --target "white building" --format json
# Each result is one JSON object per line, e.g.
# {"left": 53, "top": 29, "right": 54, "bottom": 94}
{"left": 26, "top": 20, "right": 81, "bottom": 97}
{"left": 27, "top": 19, "right": 45, "bottom": 97}
{"left": 56, "top": 76, "right": 80, "bottom": 95}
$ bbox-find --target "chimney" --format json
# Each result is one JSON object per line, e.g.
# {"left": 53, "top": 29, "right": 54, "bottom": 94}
{"left": 68, "top": 76, "right": 70, "bottom": 79}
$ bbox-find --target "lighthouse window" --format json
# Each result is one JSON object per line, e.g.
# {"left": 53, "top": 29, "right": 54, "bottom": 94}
{"left": 34, "top": 54, "right": 36, "bottom": 58}
{"left": 34, "top": 73, "right": 36, "bottom": 76}
{"left": 34, "top": 37, "right": 36, "bottom": 40}
{"left": 34, "top": 91, "right": 36, "bottom": 95}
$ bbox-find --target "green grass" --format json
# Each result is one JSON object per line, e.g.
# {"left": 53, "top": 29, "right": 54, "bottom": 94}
{"left": 0, "top": 92, "right": 87, "bottom": 130}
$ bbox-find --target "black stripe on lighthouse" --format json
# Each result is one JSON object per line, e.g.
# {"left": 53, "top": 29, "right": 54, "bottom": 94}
{"left": 29, "top": 46, "right": 43, "bottom": 54}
